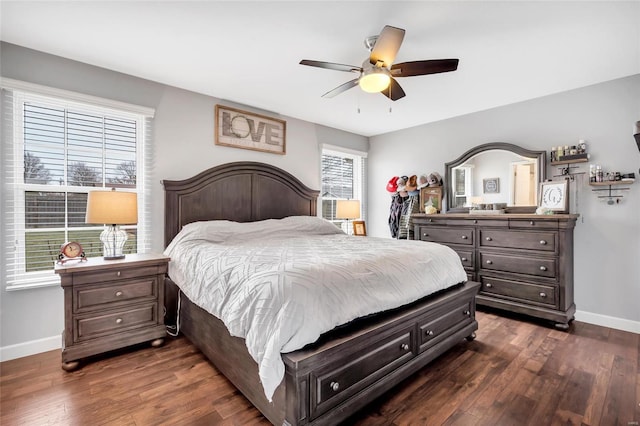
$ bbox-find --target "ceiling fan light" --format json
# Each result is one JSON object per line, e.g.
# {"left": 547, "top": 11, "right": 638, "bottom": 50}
{"left": 359, "top": 71, "right": 391, "bottom": 93}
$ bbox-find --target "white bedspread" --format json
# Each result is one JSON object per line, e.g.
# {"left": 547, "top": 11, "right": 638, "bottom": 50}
{"left": 164, "top": 216, "right": 467, "bottom": 401}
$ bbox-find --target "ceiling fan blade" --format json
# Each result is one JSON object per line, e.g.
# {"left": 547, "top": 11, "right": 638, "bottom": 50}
{"left": 380, "top": 78, "right": 406, "bottom": 101}
{"left": 300, "top": 60, "right": 362, "bottom": 73}
{"left": 322, "top": 78, "right": 360, "bottom": 98}
{"left": 369, "top": 25, "right": 405, "bottom": 67}
{"left": 390, "top": 59, "right": 459, "bottom": 77}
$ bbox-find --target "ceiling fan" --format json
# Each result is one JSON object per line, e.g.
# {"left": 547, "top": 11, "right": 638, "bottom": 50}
{"left": 300, "top": 25, "right": 459, "bottom": 101}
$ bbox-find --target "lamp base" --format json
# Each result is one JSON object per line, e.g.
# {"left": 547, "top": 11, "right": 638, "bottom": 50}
{"left": 100, "top": 225, "right": 128, "bottom": 260}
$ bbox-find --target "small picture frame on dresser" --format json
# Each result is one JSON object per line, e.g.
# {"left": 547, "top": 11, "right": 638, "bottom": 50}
{"left": 539, "top": 180, "right": 569, "bottom": 213}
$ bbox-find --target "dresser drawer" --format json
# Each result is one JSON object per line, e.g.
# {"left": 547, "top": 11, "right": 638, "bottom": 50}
{"left": 453, "top": 249, "right": 474, "bottom": 269}
{"left": 74, "top": 278, "right": 158, "bottom": 312}
{"left": 479, "top": 252, "right": 556, "bottom": 278}
{"left": 75, "top": 303, "right": 158, "bottom": 342}
{"left": 479, "top": 229, "right": 556, "bottom": 252}
{"left": 509, "top": 218, "right": 558, "bottom": 230}
{"left": 480, "top": 276, "right": 557, "bottom": 307}
{"left": 72, "top": 265, "right": 166, "bottom": 285}
{"left": 419, "top": 227, "right": 474, "bottom": 245}
{"left": 418, "top": 301, "right": 473, "bottom": 353}
{"left": 310, "top": 326, "right": 414, "bottom": 419}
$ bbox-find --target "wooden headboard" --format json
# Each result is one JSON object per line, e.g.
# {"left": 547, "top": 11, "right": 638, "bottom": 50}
{"left": 162, "top": 161, "right": 320, "bottom": 247}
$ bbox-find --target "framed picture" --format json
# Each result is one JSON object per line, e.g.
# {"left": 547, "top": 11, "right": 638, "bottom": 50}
{"left": 483, "top": 177, "right": 500, "bottom": 194}
{"left": 353, "top": 221, "right": 367, "bottom": 236}
{"left": 215, "top": 105, "right": 286, "bottom": 155}
{"left": 420, "top": 187, "right": 442, "bottom": 212}
{"left": 539, "top": 180, "right": 569, "bottom": 213}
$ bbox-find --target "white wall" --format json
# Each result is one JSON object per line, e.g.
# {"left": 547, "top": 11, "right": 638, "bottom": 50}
{"left": 0, "top": 43, "right": 367, "bottom": 359}
{"left": 369, "top": 74, "right": 640, "bottom": 331}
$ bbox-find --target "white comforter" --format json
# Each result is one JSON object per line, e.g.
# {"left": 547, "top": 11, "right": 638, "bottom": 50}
{"left": 164, "top": 216, "right": 467, "bottom": 401}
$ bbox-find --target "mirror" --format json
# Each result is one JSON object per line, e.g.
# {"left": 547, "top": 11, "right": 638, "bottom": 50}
{"left": 445, "top": 142, "right": 546, "bottom": 213}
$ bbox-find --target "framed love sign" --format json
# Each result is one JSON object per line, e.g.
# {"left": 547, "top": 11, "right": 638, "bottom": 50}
{"left": 215, "top": 105, "right": 286, "bottom": 155}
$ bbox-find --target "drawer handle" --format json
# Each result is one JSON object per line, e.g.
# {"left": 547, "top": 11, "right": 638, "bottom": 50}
{"left": 540, "top": 266, "right": 547, "bottom": 271}
{"left": 461, "top": 235, "right": 468, "bottom": 240}
{"left": 540, "top": 240, "right": 547, "bottom": 245}
{"left": 530, "top": 221, "right": 534, "bottom": 225}
{"left": 423, "top": 233, "right": 429, "bottom": 237}
{"left": 485, "top": 283, "right": 493, "bottom": 288}
{"left": 486, "top": 260, "right": 493, "bottom": 265}
{"left": 330, "top": 381, "right": 340, "bottom": 392}
{"left": 539, "top": 292, "right": 547, "bottom": 298}
{"left": 425, "top": 330, "right": 434, "bottom": 336}
{"left": 401, "top": 343, "right": 410, "bottom": 351}
{"left": 473, "top": 220, "right": 478, "bottom": 224}
{"left": 116, "top": 271, "right": 121, "bottom": 277}
{"left": 115, "top": 291, "right": 123, "bottom": 297}
{"left": 461, "top": 257, "right": 467, "bottom": 262}
{"left": 485, "top": 236, "right": 492, "bottom": 241}
{"left": 463, "top": 310, "right": 471, "bottom": 316}
{"left": 116, "top": 318, "right": 123, "bottom": 324}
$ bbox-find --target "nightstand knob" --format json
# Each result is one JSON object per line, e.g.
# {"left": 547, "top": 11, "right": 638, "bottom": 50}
{"left": 486, "top": 260, "right": 493, "bottom": 265}
{"left": 116, "top": 318, "right": 123, "bottom": 324}
{"left": 540, "top": 240, "right": 547, "bottom": 245}
{"left": 425, "top": 330, "right": 434, "bottom": 336}
{"left": 116, "top": 271, "right": 121, "bottom": 277}
{"left": 485, "top": 283, "right": 493, "bottom": 288}
{"left": 115, "top": 291, "right": 123, "bottom": 297}
{"left": 401, "top": 343, "right": 410, "bottom": 351}
{"left": 540, "top": 266, "right": 547, "bottom": 271}
{"left": 461, "top": 235, "right": 468, "bottom": 239}
{"left": 539, "top": 292, "right": 547, "bottom": 298}
{"left": 330, "top": 381, "right": 340, "bottom": 392}
{"left": 485, "top": 236, "right": 492, "bottom": 241}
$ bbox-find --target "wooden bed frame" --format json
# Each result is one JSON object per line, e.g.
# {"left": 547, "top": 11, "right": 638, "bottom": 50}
{"left": 163, "top": 161, "right": 480, "bottom": 425}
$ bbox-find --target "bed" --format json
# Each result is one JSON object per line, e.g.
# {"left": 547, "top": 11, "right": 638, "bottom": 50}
{"left": 162, "top": 161, "right": 480, "bottom": 426}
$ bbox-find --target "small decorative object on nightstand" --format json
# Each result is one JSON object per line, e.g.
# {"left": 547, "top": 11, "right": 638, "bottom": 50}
{"left": 55, "top": 253, "right": 170, "bottom": 371}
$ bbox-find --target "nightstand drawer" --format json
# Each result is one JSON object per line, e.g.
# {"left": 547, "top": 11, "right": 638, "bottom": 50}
{"left": 75, "top": 278, "right": 158, "bottom": 312}
{"left": 75, "top": 303, "right": 158, "bottom": 342}
{"left": 72, "top": 265, "right": 166, "bottom": 285}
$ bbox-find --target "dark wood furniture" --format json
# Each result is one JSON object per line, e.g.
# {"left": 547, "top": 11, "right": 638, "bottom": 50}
{"left": 162, "top": 161, "right": 479, "bottom": 426}
{"left": 55, "top": 253, "right": 169, "bottom": 371}
{"left": 412, "top": 213, "right": 577, "bottom": 330}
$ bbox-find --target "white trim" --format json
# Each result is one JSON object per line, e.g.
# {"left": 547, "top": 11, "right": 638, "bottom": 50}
{"left": 0, "top": 335, "right": 61, "bottom": 362}
{"left": 321, "top": 143, "right": 368, "bottom": 158}
{"left": 0, "top": 78, "right": 155, "bottom": 118}
{"left": 575, "top": 310, "right": 640, "bottom": 334}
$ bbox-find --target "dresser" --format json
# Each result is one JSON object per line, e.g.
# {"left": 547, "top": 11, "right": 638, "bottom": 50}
{"left": 412, "top": 213, "right": 577, "bottom": 330}
{"left": 55, "top": 253, "right": 170, "bottom": 371}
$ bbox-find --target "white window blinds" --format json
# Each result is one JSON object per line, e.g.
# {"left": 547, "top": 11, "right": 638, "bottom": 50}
{"left": 320, "top": 147, "right": 367, "bottom": 225}
{"left": 1, "top": 83, "right": 154, "bottom": 290}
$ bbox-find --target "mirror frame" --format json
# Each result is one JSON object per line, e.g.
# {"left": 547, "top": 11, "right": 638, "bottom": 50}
{"left": 445, "top": 142, "right": 547, "bottom": 213}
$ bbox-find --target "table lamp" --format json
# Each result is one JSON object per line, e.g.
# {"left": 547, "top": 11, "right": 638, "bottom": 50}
{"left": 85, "top": 188, "right": 138, "bottom": 260}
{"left": 336, "top": 199, "right": 360, "bottom": 235}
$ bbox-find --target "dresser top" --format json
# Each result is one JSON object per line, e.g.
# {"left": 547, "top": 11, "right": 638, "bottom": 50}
{"left": 412, "top": 213, "right": 579, "bottom": 220}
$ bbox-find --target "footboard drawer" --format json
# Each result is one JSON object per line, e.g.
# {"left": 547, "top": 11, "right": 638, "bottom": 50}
{"left": 309, "top": 326, "right": 415, "bottom": 420}
{"left": 418, "top": 301, "right": 474, "bottom": 353}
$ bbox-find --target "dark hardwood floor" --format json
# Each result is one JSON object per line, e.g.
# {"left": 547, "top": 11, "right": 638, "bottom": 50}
{"left": 1, "top": 310, "right": 638, "bottom": 425}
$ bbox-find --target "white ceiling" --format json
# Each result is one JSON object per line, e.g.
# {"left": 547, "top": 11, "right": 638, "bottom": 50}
{"left": 1, "top": 1, "right": 639, "bottom": 137}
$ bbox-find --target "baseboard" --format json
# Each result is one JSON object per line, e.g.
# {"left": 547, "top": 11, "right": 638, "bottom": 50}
{"left": 575, "top": 310, "right": 640, "bottom": 334}
{"left": 0, "top": 335, "right": 61, "bottom": 362}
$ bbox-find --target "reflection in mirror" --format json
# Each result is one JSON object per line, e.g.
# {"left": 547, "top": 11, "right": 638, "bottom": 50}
{"left": 445, "top": 143, "right": 546, "bottom": 212}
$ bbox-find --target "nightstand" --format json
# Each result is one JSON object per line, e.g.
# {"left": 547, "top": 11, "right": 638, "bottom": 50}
{"left": 55, "top": 253, "right": 170, "bottom": 371}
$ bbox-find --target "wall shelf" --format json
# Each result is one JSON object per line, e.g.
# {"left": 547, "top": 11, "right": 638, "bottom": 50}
{"left": 589, "top": 180, "right": 633, "bottom": 204}
{"left": 551, "top": 157, "right": 589, "bottom": 166}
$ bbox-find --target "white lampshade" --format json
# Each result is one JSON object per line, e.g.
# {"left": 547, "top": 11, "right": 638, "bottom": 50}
{"left": 86, "top": 189, "right": 138, "bottom": 260}
{"left": 336, "top": 199, "right": 361, "bottom": 220}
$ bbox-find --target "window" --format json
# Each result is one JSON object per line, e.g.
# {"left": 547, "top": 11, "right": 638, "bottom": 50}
{"left": 321, "top": 147, "right": 367, "bottom": 230}
{"left": 2, "top": 82, "right": 154, "bottom": 289}
{"left": 452, "top": 166, "right": 473, "bottom": 208}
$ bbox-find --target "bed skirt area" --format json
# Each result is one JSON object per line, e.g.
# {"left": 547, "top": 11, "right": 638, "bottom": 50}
{"left": 165, "top": 278, "right": 480, "bottom": 425}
